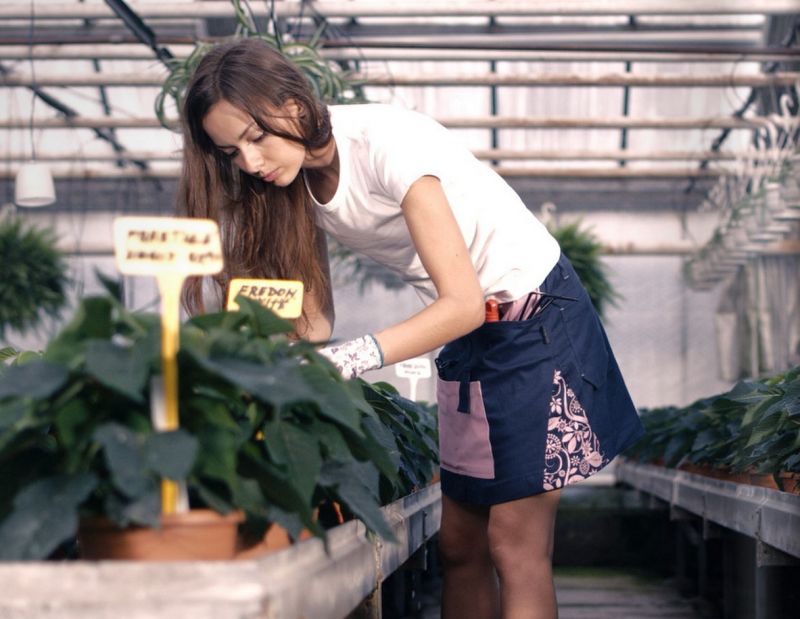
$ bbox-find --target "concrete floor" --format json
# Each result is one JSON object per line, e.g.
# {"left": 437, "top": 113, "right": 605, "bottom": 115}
{"left": 405, "top": 567, "right": 706, "bottom": 619}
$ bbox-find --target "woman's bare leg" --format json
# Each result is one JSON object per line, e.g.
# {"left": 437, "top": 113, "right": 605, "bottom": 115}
{"left": 487, "top": 489, "right": 561, "bottom": 619}
{"left": 439, "top": 494, "right": 500, "bottom": 619}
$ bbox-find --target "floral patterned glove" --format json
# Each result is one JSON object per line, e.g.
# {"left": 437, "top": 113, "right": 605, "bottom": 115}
{"left": 318, "top": 334, "right": 384, "bottom": 379}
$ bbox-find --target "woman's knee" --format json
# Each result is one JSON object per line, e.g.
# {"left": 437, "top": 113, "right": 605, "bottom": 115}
{"left": 438, "top": 521, "right": 491, "bottom": 568}
{"left": 486, "top": 493, "right": 559, "bottom": 575}
{"left": 439, "top": 496, "right": 490, "bottom": 568}
{"left": 488, "top": 532, "right": 553, "bottom": 582}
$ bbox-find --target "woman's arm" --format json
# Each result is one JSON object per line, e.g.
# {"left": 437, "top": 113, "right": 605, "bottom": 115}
{"left": 373, "top": 175, "right": 484, "bottom": 365}
{"left": 298, "top": 228, "right": 335, "bottom": 342}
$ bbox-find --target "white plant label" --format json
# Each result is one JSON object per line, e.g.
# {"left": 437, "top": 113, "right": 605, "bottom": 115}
{"left": 396, "top": 357, "right": 432, "bottom": 379}
{"left": 395, "top": 357, "right": 432, "bottom": 401}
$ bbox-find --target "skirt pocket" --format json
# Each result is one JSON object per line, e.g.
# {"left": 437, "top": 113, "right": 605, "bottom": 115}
{"left": 436, "top": 377, "right": 495, "bottom": 479}
{"left": 559, "top": 301, "right": 610, "bottom": 393}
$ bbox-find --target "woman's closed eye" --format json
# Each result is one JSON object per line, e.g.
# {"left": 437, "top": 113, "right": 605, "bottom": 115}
{"left": 217, "top": 130, "right": 267, "bottom": 161}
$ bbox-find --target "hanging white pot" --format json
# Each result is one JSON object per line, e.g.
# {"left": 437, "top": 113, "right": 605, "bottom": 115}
{"left": 14, "top": 162, "right": 56, "bottom": 208}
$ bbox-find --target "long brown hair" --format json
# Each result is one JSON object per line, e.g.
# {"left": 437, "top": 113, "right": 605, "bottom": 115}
{"left": 178, "top": 38, "right": 332, "bottom": 331}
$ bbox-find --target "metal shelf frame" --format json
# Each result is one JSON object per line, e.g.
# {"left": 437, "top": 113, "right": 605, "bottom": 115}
{"left": 616, "top": 460, "right": 800, "bottom": 560}
{"left": 0, "top": 484, "right": 442, "bottom": 618}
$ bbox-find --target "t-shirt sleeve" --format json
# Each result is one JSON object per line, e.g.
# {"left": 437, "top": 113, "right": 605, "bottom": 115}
{"left": 368, "top": 108, "right": 451, "bottom": 204}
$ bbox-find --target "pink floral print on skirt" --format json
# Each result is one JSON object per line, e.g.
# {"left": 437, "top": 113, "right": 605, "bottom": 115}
{"left": 543, "top": 369, "right": 607, "bottom": 490}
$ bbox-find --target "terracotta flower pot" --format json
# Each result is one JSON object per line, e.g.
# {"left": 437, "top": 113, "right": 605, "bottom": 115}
{"left": 776, "top": 471, "right": 800, "bottom": 495}
{"left": 233, "top": 522, "right": 313, "bottom": 560}
{"left": 233, "top": 505, "right": 328, "bottom": 561}
{"left": 79, "top": 509, "right": 244, "bottom": 561}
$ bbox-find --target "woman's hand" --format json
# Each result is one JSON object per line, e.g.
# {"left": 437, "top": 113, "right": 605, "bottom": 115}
{"left": 318, "top": 334, "right": 384, "bottom": 379}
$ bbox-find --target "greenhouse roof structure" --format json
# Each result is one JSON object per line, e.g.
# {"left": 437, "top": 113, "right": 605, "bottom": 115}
{"left": 0, "top": 0, "right": 798, "bottom": 217}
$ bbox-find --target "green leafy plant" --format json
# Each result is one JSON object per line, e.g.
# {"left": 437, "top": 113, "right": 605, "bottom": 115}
{"left": 0, "top": 217, "right": 69, "bottom": 339}
{"left": 625, "top": 366, "right": 800, "bottom": 479}
{"left": 155, "top": 0, "right": 363, "bottom": 128}
{"left": 0, "top": 279, "right": 438, "bottom": 560}
{"left": 549, "top": 221, "right": 619, "bottom": 318}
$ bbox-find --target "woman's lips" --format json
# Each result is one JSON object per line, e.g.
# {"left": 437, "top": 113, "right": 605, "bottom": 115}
{"left": 261, "top": 169, "right": 279, "bottom": 182}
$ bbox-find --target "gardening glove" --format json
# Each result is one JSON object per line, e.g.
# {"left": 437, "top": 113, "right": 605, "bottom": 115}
{"left": 318, "top": 334, "right": 384, "bottom": 379}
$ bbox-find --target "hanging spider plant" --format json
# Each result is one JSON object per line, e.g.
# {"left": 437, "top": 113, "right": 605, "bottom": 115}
{"left": 154, "top": 0, "right": 364, "bottom": 129}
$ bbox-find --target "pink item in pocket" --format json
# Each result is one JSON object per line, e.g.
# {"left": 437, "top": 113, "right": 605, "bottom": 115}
{"left": 499, "top": 289, "right": 541, "bottom": 321}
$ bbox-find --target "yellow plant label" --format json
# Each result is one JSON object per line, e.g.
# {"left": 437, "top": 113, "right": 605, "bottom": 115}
{"left": 227, "top": 278, "right": 304, "bottom": 318}
{"left": 112, "top": 216, "right": 223, "bottom": 516}
{"left": 113, "top": 216, "right": 223, "bottom": 276}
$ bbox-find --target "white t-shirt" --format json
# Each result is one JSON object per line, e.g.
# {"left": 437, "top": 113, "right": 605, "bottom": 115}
{"left": 305, "top": 104, "right": 560, "bottom": 304}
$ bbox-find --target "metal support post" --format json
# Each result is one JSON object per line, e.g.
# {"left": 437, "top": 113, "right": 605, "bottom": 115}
{"left": 403, "top": 544, "right": 428, "bottom": 571}
{"left": 754, "top": 540, "right": 800, "bottom": 619}
{"left": 349, "top": 587, "right": 382, "bottom": 619}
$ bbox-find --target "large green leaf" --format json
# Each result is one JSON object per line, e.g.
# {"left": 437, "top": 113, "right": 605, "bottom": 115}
{"left": 726, "top": 379, "right": 777, "bottom": 404}
{"left": 53, "top": 399, "right": 89, "bottom": 448}
{"left": 192, "top": 425, "right": 240, "bottom": 486}
{"left": 45, "top": 297, "right": 114, "bottom": 362}
{"left": 0, "top": 399, "right": 29, "bottom": 431}
{"left": 145, "top": 430, "right": 198, "bottom": 480}
{"left": 310, "top": 417, "right": 355, "bottom": 461}
{"left": 103, "top": 483, "right": 160, "bottom": 528}
{"left": 93, "top": 423, "right": 151, "bottom": 498}
{"left": 189, "top": 354, "right": 363, "bottom": 433}
{"left": 0, "top": 360, "right": 68, "bottom": 400}
{"left": 297, "top": 364, "right": 364, "bottom": 432}
{"left": 85, "top": 340, "right": 150, "bottom": 402}
{"left": 240, "top": 444, "right": 317, "bottom": 529}
{"left": 319, "top": 460, "right": 394, "bottom": 541}
{"left": 0, "top": 473, "right": 97, "bottom": 560}
{"left": 358, "top": 416, "right": 401, "bottom": 482}
{"left": 188, "top": 355, "right": 307, "bottom": 408}
{"left": 263, "top": 419, "right": 321, "bottom": 504}
{"left": 234, "top": 296, "right": 295, "bottom": 337}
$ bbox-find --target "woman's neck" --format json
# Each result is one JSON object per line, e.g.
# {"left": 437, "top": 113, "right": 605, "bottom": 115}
{"left": 304, "top": 138, "right": 339, "bottom": 204}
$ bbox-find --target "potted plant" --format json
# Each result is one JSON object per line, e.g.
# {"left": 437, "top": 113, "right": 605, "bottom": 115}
{"left": 624, "top": 366, "right": 800, "bottom": 493}
{"left": 0, "top": 277, "right": 438, "bottom": 561}
{"left": 155, "top": 0, "right": 363, "bottom": 128}
{"left": 0, "top": 216, "right": 69, "bottom": 343}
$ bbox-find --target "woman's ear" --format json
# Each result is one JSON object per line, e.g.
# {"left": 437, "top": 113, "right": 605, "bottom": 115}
{"left": 283, "top": 98, "right": 305, "bottom": 119}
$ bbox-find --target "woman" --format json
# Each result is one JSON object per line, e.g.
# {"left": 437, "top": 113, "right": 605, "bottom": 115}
{"left": 180, "top": 38, "right": 644, "bottom": 618}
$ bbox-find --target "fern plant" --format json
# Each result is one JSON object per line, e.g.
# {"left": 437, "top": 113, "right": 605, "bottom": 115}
{"left": 550, "top": 221, "right": 619, "bottom": 318}
{"left": 0, "top": 217, "right": 69, "bottom": 338}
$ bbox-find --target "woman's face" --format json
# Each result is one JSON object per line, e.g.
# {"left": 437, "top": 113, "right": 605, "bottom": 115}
{"left": 202, "top": 99, "right": 307, "bottom": 186}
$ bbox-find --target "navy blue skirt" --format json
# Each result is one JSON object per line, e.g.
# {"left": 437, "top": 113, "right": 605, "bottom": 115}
{"left": 436, "top": 253, "right": 645, "bottom": 505}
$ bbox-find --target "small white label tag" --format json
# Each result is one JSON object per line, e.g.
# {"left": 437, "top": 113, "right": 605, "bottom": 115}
{"left": 113, "top": 216, "right": 223, "bottom": 276}
{"left": 227, "top": 278, "right": 305, "bottom": 318}
{"left": 395, "top": 357, "right": 432, "bottom": 379}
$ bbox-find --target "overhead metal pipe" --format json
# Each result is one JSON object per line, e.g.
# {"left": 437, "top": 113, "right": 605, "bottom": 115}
{"left": 0, "top": 44, "right": 796, "bottom": 64}
{"left": 0, "top": 115, "right": 774, "bottom": 130}
{"left": 0, "top": 166, "right": 734, "bottom": 180}
{"left": 2, "top": 70, "right": 797, "bottom": 88}
{"left": 0, "top": 149, "right": 753, "bottom": 162}
{"left": 0, "top": 1, "right": 798, "bottom": 20}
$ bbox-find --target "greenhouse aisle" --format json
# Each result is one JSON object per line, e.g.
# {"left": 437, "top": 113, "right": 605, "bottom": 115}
{"left": 408, "top": 568, "right": 706, "bottom": 619}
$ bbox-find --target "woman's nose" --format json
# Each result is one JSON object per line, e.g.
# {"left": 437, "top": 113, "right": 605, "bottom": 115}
{"left": 239, "top": 144, "right": 263, "bottom": 176}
